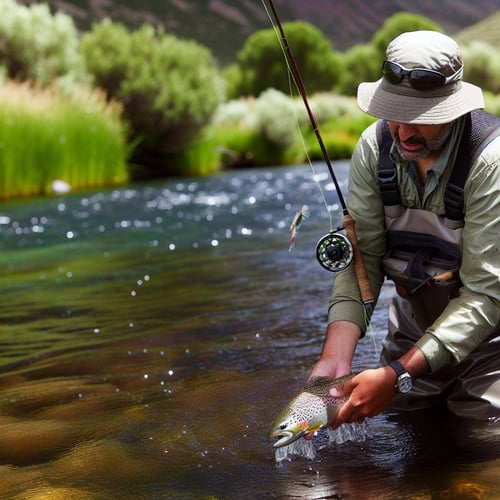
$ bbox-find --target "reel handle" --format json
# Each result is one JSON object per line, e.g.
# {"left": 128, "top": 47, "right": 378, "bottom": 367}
{"left": 342, "top": 213, "right": 375, "bottom": 309}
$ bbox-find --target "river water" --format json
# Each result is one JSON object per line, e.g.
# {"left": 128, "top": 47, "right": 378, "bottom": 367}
{"left": 0, "top": 163, "right": 498, "bottom": 499}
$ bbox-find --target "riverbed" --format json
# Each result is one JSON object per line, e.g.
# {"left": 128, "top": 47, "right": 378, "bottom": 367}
{"left": 0, "top": 163, "right": 498, "bottom": 499}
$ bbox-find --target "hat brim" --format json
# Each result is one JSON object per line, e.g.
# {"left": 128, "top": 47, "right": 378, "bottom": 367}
{"left": 357, "top": 78, "right": 484, "bottom": 124}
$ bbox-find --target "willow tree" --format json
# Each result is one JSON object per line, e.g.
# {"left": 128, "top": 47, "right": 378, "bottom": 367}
{"left": 81, "top": 20, "right": 224, "bottom": 178}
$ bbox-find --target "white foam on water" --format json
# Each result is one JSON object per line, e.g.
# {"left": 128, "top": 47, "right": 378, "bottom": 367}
{"left": 275, "top": 421, "right": 370, "bottom": 462}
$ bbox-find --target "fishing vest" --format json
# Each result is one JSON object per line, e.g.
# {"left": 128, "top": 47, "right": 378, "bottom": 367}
{"left": 376, "top": 110, "right": 500, "bottom": 329}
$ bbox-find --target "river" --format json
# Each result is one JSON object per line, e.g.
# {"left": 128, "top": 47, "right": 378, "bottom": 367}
{"left": 0, "top": 163, "right": 498, "bottom": 499}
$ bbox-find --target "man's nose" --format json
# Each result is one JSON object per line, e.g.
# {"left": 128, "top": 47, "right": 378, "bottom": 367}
{"left": 397, "top": 124, "right": 419, "bottom": 140}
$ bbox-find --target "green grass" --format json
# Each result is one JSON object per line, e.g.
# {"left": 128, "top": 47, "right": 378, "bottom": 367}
{"left": 0, "top": 82, "right": 129, "bottom": 200}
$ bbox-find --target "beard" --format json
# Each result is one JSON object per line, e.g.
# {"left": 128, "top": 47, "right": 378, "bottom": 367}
{"left": 394, "top": 123, "right": 453, "bottom": 161}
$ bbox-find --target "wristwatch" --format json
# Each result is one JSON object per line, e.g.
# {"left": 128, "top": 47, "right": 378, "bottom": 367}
{"left": 388, "top": 360, "right": 413, "bottom": 394}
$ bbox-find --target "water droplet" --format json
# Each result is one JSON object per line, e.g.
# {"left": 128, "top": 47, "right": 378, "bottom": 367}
{"left": 169, "top": 243, "right": 176, "bottom": 250}
{"left": 130, "top": 290, "right": 136, "bottom": 297}
{"left": 168, "top": 370, "right": 174, "bottom": 376}
{"left": 211, "top": 239, "right": 219, "bottom": 247}
{"left": 93, "top": 328, "right": 100, "bottom": 334}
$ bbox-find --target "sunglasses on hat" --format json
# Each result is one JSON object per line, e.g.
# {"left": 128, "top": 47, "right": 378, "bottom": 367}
{"left": 382, "top": 60, "right": 463, "bottom": 91}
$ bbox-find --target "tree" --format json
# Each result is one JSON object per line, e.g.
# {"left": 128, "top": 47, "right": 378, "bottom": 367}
{"left": 0, "top": 0, "right": 85, "bottom": 86}
{"left": 462, "top": 41, "right": 500, "bottom": 94}
{"left": 230, "top": 21, "right": 342, "bottom": 98}
{"left": 336, "top": 44, "right": 380, "bottom": 96}
{"left": 372, "top": 12, "right": 443, "bottom": 61}
{"left": 81, "top": 20, "right": 224, "bottom": 178}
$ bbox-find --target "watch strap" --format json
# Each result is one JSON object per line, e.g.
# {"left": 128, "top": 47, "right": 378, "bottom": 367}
{"left": 388, "top": 360, "right": 406, "bottom": 377}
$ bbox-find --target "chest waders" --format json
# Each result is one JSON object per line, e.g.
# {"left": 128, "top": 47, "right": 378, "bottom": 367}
{"left": 377, "top": 110, "right": 500, "bottom": 330}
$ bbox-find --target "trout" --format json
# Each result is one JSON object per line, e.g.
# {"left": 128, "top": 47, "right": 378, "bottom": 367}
{"left": 268, "top": 373, "right": 355, "bottom": 448}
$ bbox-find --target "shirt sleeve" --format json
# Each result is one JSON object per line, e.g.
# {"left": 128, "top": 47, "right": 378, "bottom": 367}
{"left": 327, "top": 122, "right": 386, "bottom": 332}
{"left": 417, "top": 137, "right": 500, "bottom": 371}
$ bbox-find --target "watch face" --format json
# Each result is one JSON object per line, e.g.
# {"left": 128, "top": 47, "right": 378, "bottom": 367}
{"left": 398, "top": 374, "right": 413, "bottom": 394}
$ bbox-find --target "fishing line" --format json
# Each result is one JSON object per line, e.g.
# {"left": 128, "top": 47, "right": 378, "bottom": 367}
{"left": 262, "top": 0, "right": 375, "bottom": 313}
{"left": 261, "top": 0, "right": 347, "bottom": 213}
{"left": 261, "top": 0, "right": 334, "bottom": 231}
{"left": 262, "top": 0, "right": 352, "bottom": 272}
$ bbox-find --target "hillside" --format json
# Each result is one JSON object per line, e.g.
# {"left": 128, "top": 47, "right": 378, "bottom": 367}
{"left": 21, "top": 0, "right": 500, "bottom": 65}
{"left": 454, "top": 10, "right": 500, "bottom": 48}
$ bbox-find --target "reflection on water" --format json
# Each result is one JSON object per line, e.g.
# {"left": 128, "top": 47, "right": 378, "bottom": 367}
{"left": 0, "top": 164, "right": 498, "bottom": 499}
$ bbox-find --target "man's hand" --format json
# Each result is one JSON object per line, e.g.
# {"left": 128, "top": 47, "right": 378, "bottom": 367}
{"left": 330, "top": 366, "right": 397, "bottom": 426}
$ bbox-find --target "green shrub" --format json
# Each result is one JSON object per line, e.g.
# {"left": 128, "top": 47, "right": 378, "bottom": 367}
{"left": 211, "top": 91, "right": 371, "bottom": 167}
{"left": 303, "top": 113, "right": 376, "bottom": 160}
{"left": 484, "top": 92, "right": 500, "bottom": 116}
{"left": 228, "top": 21, "right": 342, "bottom": 99}
{"left": 336, "top": 44, "right": 380, "bottom": 96}
{"left": 0, "top": 0, "right": 86, "bottom": 86}
{"left": 81, "top": 20, "right": 224, "bottom": 178}
{"left": 0, "top": 81, "right": 128, "bottom": 199}
{"left": 462, "top": 42, "right": 500, "bottom": 94}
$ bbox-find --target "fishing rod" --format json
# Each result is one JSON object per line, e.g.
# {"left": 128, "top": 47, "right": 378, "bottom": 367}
{"left": 264, "top": 0, "right": 374, "bottom": 310}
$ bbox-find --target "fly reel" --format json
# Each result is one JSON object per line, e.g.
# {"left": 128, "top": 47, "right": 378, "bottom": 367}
{"left": 316, "top": 231, "right": 354, "bottom": 272}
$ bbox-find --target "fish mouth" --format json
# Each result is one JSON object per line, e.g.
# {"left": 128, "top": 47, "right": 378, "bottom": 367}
{"left": 271, "top": 430, "right": 306, "bottom": 448}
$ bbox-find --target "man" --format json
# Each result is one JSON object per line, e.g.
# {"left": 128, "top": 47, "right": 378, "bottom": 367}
{"left": 309, "top": 31, "right": 500, "bottom": 426}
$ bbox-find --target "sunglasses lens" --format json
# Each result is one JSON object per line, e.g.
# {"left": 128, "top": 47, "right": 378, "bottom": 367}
{"left": 382, "top": 61, "right": 403, "bottom": 84}
{"left": 407, "top": 70, "right": 445, "bottom": 90}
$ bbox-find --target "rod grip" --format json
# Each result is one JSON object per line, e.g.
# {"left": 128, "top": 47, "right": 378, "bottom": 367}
{"left": 342, "top": 214, "right": 375, "bottom": 308}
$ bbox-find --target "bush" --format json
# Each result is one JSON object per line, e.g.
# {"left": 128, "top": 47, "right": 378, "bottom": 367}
{"left": 228, "top": 21, "right": 342, "bottom": 99}
{"left": 212, "top": 91, "right": 370, "bottom": 167}
{"left": 462, "top": 41, "right": 500, "bottom": 94}
{"left": 81, "top": 20, "right": 224, "bottom": 178}
{"left": 371, "top": 13, "right": 443, "bottom": 60}
{"left": 484, "top": 92, "right": 500, "bottom": 116}
{"left": 0, "top": 0, "right": 86, "bottom": 86}
{"left": 336, "top": 44, "right": 380, "bottom": 96}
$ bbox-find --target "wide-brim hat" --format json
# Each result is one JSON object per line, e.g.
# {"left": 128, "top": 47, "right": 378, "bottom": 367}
{"left": 357, "top": 31, "right": 484, "bottom": 124}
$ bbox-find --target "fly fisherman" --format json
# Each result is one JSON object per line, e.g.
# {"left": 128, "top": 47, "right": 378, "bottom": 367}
{"left": 309, "top": 31, "right": 500, "bottom": 426}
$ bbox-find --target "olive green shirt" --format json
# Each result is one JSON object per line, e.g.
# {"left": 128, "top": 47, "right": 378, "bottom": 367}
{"left": 328, "top": 117, "right": 500, "bottom": 371}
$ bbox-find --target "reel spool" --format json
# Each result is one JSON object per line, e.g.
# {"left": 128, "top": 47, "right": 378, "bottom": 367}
{"left": 316, "top": 231, "right": 353, "bottom": 272}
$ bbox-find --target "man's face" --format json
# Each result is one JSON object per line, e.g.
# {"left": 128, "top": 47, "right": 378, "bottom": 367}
{"left": 387, "top": 121, "right": 453, "bottom": 162}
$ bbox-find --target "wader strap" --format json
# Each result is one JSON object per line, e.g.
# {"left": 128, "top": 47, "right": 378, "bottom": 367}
{"left": 376, "top": 120, "right": 400, "bottom": 206}
{"left": 444, "top": 110, "right": 500, "bottom": 220}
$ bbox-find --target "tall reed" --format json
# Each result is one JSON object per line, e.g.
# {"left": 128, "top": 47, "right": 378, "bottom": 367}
{"left": 0, "top": 81, "right": 129, "bottom": 199}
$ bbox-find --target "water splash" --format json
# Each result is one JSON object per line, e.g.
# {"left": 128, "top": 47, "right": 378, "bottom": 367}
{"left": 275, "top": 422, "right": 370, "bottom": 462}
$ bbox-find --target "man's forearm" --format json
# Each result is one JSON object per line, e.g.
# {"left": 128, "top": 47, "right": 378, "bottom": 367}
{"left": 310, "top": 320, "right": 362, "bottom": 378}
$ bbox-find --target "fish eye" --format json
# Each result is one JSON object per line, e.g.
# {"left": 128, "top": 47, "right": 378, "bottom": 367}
{"left": 279, "top": 423, "right": 287, "bottom": 430}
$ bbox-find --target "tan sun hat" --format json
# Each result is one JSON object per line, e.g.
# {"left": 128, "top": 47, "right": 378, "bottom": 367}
{"left": 357, "top": 31, "right": 484, "bottom": 124}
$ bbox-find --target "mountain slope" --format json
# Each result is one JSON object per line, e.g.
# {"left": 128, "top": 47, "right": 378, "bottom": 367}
{"left": 22, "top": 0, "right": 500, "bottom": 64}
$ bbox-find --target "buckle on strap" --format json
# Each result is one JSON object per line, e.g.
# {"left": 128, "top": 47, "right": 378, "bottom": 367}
{"left": 378, "top": 168, "right": 400, "bottom": 205}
